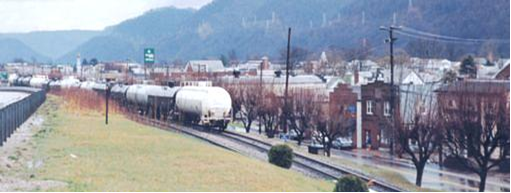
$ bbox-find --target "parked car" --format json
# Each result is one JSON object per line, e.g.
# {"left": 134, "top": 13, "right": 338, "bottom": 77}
{"left": 288, "top": 130, "right": 299, "bottom": 140}
{"left": 332, "top": 137, "right": 353, "bottom": 150}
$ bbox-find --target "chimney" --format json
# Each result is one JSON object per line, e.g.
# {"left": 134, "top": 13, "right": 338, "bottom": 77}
{"left": 233, "top": 69, "right": 241, "bottom": 78}
{"left": 354, "top": 68, "right": 360, "bottom": 85}
{"left": 261, "top": 56, "right": 270, "bottom": 70}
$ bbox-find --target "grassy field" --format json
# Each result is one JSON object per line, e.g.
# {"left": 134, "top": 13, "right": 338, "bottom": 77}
{"left": 32, "top": 96, "right": 333, "bottom": 191}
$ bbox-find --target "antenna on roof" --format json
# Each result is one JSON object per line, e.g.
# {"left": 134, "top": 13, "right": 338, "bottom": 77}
{"left": 362, "top": 11, "right": 366, "bottom": 25}
{"left": 393, "top": 12, "right": 397, "bottom": 25}
{"left": 322, "top": 13, "right": 327, "bottom": 27}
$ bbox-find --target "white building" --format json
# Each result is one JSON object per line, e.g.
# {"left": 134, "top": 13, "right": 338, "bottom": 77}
{"left": 185, "top": 60, "right": 225, "bottom": 73}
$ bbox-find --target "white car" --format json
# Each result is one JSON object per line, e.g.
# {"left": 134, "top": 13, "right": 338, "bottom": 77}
{"left": 332, "top": 137, "right": 353, "bottom": 150}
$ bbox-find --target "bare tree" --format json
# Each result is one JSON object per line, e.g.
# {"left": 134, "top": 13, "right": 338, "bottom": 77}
{"left": 441, "top": 70, "right": 458, "bottom": 84}
{"left": 397, "top": 86, "right": 444, "bottom": 187}
{"left": 439, "top": 83, "right": 510, "bottom": 192}
{"left": 223, "top": 84, "right": 242, "bottom": 122}
{"left": 405, "top": 39, "right": 446, "bottom": 59}
{"left": 280, "top": 46, "right": 311, "bottom": 66}
{"left": 260, "top": 90, "right": 282, "bottom": 138}
{"left": 313, "top": 102, "right": 356, "bottom": 157}
{"left": 239, "top": 84, "right": 260, "bottom": 133}
{"left": 287, "top": 89, "right": 318, "bottom": 145}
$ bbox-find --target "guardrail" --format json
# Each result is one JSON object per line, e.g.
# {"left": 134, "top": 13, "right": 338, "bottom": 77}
{"left": 0, "top": 87, "right": 46, "bottom": 146}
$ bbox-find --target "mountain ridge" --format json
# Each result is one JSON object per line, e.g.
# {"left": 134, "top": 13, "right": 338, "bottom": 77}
{"left": 0, "top": 0, "right": 508, "bottom": 64}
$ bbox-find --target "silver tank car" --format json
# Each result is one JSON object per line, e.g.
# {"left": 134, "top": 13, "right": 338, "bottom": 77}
{"left": 175, "top": 86, "right": 232, "bottom": 128}
{"left": 19, "top": 77, "right": 32, "bottom": 87}
{"left": 126, "top": 85, "right": 177, "bottom": 117}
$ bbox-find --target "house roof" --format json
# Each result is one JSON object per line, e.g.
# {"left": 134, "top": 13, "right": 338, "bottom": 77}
{"left": 221, "top": 74, "right": 325, "bottom": 85}
{"left": 494, "top": 62, "right": 510, "bottom": 79}
{"left": 435, "top": 80, "right": 510, "bottom": 93}
{"left": 186, "top": 60, "right": 225, "bottom": 72}
{"left": 477, "top": 64, "right": 501, "bottom": 79}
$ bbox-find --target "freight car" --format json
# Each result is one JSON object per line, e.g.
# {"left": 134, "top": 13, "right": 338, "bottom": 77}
{"left": 124, "top": 84, "right": 232, "bottom": 130}
{"left": 175, "top": 86, "right": 232, "bottom": 129}
{"left": 8, "top": 74, "right": 233, "bottom": 130}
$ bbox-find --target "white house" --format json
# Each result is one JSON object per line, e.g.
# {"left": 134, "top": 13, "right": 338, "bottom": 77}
{"left": 185, "top": 60, "right": 225, "bottom": 73}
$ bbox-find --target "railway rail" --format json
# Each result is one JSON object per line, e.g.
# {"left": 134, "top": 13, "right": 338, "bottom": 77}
{"left": 126, "top": 114, "right": 403, "bottom": 192}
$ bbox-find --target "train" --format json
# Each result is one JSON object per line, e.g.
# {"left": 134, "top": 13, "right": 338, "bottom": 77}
{"left": 7, "top": 75, "right": 233, "bottom": 130}
{"left": 9, "top": 74, "right": 51, "bottom": 89}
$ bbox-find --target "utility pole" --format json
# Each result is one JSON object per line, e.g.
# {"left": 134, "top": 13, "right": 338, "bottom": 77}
{"left": 105, "top": 82, "right": 111, "bottom": 125}
{"left": 144, "top": 63, "right": 147, "bottom": 81}
{"left": 283, "top": 27, "right": 292, "bottom": 134}
{"left": 166, "top": 65, "right": 170, "bottom": 84}
{"left": 380, "top": 25, "right": 400, "bottom": 155}
{"left": 259, "top": 59, "right": 263, "bottom": 135}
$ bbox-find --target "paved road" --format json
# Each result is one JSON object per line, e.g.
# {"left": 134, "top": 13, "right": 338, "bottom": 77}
{"left": 228, "top": 124, "right": 510, "bottom": 192}
{"left": 330, "top": 148, "right": 509, "bottom": 192}
{"left": 0, "top": 92, "right": 29, "bottom": 108}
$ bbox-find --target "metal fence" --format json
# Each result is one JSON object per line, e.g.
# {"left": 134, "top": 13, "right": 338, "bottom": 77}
{"left": 0, "top": 87, "right": 46, "bottom": 146}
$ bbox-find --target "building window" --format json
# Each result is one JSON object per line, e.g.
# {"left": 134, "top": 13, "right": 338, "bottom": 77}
{"left": 448, "top": 100, "right": 457, "bottom": 109}
{"left": 384, "top": 101, "right": 391, "bottom": 117}
{"left": 366, "top": 100, "right": 374, "bottom": 115}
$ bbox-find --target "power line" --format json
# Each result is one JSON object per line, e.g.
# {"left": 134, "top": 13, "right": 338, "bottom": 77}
{"left": 394, "top": 30, "right": 483, "bottom": 44}
{"left": 401, "top": 26, "right": 510, "bottom": 43}
{"left": 398, "top": 26, "right": 510, "bottom": 44}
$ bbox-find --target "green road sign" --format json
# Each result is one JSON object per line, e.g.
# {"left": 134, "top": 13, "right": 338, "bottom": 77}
{"left": 144, "top": 48, "right": 155, "bottom": 64}
{"left": 0, "top": 72, "right": 7, "bottom": 80}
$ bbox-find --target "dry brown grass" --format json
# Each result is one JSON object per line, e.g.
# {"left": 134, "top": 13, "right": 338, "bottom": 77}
{"left": 33, "top": 96, "right": 333, "bottom": 191}
{"left": 50, "top": 89, "right": 123, "bottom": 116}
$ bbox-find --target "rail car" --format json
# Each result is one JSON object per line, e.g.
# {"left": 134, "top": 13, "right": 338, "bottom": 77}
{"left": 123, "top": 84, "right": 232, "bottom": 129}
{"left": 7, "top": 74, "right": 233, "bottom": 130}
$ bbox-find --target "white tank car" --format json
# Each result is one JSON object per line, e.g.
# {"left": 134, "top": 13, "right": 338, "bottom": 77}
{"left": 92, "top": 82, "right": 108, "bottom": 92}
{"left": 60, "top": 77, "right": 81, "bottom": 88}
{"left": 79, "top": 81, "right": 95, "bottom": 90}
{"left": 29, "top": 77, "right": 49, "bottom": 88}
{"left": 175, "top": 86, "right": 232, "bottom": 127}
{"left": 8, "top": 74, "right": 18, "bottom": 86}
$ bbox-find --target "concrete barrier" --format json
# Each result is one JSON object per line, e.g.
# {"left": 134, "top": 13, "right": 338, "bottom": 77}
{"left": 0, "top": 87, "right": 46, "bottom": 146}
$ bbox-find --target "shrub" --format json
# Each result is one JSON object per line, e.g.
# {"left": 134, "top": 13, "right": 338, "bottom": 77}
{"left": 334, "top": 175, "right": 369, "bottom": 192}
{"left": 268, "top": 144, "right": 293, "bottom": 169}
{"left": 443, "top": 155, "right": 471, "bottom": 171}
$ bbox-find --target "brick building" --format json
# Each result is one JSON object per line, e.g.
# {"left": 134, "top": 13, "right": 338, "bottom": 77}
{"left": 435, "top": 80, "right": 510, "bottom": 160}
{"left": 361, "top": 81, "right": 397, "bottom": 149}
{"left": 328, "top": 83, "right": 358, "bottom": 145}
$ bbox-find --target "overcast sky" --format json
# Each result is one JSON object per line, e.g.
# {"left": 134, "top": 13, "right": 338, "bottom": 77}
{"left": 0, "top": 0, "right": 212, "bottom": 33}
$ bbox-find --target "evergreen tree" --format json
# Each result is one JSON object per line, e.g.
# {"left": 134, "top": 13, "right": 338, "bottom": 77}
{"left": 459, "top": 55, "right": 477, "bottom": 78}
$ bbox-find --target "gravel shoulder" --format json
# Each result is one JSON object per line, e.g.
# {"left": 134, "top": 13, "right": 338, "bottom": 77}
{"left": 0, "top": 98, "right": 65, "bottom": 191}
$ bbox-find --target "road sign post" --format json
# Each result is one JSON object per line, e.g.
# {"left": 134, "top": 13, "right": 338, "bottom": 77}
{"left": 144, "top": 48, "right": 155, "bottom": 80}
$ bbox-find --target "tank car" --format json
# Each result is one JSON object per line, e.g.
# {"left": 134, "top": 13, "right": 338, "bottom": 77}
{"left": 8, "top": 74, "right": 18, "bottom": 86}
{"left": 175, "top": 86, "right": 232, "bottom": 129}
{"left": 126, "top": 85, "right": 177, "bottom": 120}
{"left": 29, "top": 77, "right": 50, "bottom": 89}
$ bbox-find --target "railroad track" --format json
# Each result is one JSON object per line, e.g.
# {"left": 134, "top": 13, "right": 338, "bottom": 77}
{"left": 127, "top": 114, "right": 403, "bottom": 192}
{"left": 222, "top": 131, "right": 404, "bottom": 192}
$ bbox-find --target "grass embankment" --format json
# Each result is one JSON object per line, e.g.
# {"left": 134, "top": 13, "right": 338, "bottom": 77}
{"left": 33, "top": 95, "right": 333, "bottom": 191}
